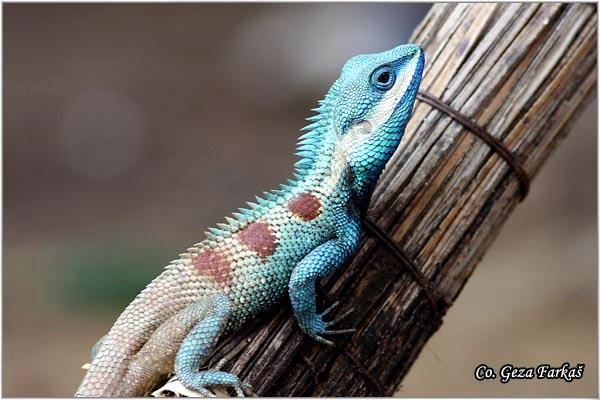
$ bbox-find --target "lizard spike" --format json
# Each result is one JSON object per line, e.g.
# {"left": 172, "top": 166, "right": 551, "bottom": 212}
{"left": 321, "top": 96, "right": 334, "bottom": 105}
{"left": 216, "top": 222, "right": 230, "bottom": 231}
{"left": 225, "top": 216, "right": 236, "bottom": 225}
{"left": 292, "top": 173, "right": 302, "bottom": 181}
{"left": 297, "top": 145, "right": 315, "bottom": 153}
{"left": 164, "top": 263, "right": 176, "bottom": 271}
{"left": 306, "top": 114, "right": 321, "bottom": 122}
{"left": 208, "top": 227, "right": 224, "bottom": 236}
{"left": 297, "top": 141, "right": 315, "bottom": 149}
{"left": 297, "top": 143, "right": 315, "bottom": 152}
{"left": 246, "top": 201, "right": 260, "bottom": 210}
{"left": 294, "top": 159, "right": 312, "bottom": 169}
{"left": 295, "top": 150, "right": 313, "bottom": 158}
{"left": 300, "top": 122, "right": 320, "bottom": 131}
{"left": 295, "top": 158, "right": 311, "bottom": 166}
{"left": 204, "top": 231, "right": 216, "bottom": 240}
{"left": 297, "top": 136, "right": 314, "bottom": 144}
{"left": 232, "top": 212, "right": 245, "bottom": 220}
{"left": 238, "top": 207, "right": 254, "bottom": 217}
{"left": 298, "top": 132, "right": 312, "bottom": 140}
{"left": 263, "top": 191, "right": 276, "bottom": 201}
{"left": 279, "top": 183, "right": 291, "bottom": 191}
{"left": 255, "top": 195, "right": 268, "bottom": 206}
{"left": 298, "top": 142, "right": 315, "bottom": 150}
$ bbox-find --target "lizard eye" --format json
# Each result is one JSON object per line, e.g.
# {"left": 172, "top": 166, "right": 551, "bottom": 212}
{"left": 370, "top": 65, "right": 395, "bottom": 91}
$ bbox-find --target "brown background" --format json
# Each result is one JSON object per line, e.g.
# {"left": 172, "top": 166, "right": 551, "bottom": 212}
{"left": 3, "top": 4, "right": 597, "bottom": 396}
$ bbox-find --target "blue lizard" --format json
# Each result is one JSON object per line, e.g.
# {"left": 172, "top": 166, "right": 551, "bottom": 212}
{"left": 76, "top": 43, "right": 425, "bottom": 397}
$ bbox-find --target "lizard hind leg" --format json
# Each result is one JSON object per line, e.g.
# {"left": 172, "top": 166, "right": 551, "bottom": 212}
{"left": 173, "top": 293, "right": 252, "bottom": 397}
{"left": 120, "top": 292, "right": 246, "bottom": 397}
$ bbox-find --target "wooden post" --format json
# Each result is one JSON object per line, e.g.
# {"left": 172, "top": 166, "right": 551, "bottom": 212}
{"left": 199, "top": 3, "right": 597, "bottom": 396}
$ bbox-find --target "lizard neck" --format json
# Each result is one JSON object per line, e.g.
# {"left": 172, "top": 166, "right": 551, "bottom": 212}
{"left": 294, "top": 113, "right": 377, "bottom": 214}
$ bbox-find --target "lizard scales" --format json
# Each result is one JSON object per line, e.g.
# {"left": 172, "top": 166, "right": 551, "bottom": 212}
{"left": 76, "top": 43, "right": 424, "bottom": 396}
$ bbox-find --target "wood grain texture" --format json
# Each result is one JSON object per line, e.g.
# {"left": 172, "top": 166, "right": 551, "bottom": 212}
{"left": 202, "top": 4, "right": 597, "bottom": 396}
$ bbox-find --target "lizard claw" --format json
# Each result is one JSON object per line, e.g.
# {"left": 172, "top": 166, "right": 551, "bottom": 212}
{"left": 325, "top": 307, "right": 354, "bottom": 326}
{"left": 241, "top": 382, "right": 257, "bottom": 397}
{"left": 318, "top": 302, "right": 354, "bottom": 330}
{"left": 303, "top": 303, "right": 355, "bottom": 345}
{"left": 213, "top": 357, "right": 228, "bottom": 371}
{"left": 311, "top": 327, "right": 356, "bottom": 346}
{"left": 320, "top": 300, "right": 340, "bottom": 317}
{"left": 225, "top": 380, "right": 254, "bottom": 397}
{"left": 323, "top": 328, "right": 356, "bottom": 335}
{"left": 232, "top": 381, "right": 256, "bottom": 397}
{"left": 311, "top": 335, "right": 335, "bottom": 346}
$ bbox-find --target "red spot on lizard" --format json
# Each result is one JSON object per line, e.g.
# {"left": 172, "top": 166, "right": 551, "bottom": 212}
{"left": 237, "top": 221, "right": 277, "bottom": 258}
{"left": 192, "top": 250, "right": 232, "bottom": 288}
{"left": 288, "top": 192, "right": 322, "bottom": 221}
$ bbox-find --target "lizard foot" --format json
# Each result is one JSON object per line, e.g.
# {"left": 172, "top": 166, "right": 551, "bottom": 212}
{"left": 304, "top": 302, "right": 356, "bottom": 346}
{"left": 151, "top": 374, "right": 254, "bottom": 397}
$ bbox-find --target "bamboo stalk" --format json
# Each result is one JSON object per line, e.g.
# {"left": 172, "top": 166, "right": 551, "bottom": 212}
{"left": 197, "top": 4, "right": 597, "bottom": 396}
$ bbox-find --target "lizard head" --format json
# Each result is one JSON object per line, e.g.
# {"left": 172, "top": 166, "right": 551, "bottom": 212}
{"left": 295, "top": 44, "right": 424, "bottom": 201}
{"left": 332, "top": 44, "right": 424, "bottom": 196}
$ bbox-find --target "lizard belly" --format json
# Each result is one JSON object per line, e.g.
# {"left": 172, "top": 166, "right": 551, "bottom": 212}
{"left": 226, "top": 226, "right": 327, "bottom": 327}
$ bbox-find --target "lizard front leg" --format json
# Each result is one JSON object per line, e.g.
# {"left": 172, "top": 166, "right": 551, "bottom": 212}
{"left": 289, "top": 213, "right": 360, "bottom": 345}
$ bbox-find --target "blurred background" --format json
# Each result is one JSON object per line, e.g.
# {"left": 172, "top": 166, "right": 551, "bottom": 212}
{"left": 3, "top": 3, "right": 596, "bottom": 397}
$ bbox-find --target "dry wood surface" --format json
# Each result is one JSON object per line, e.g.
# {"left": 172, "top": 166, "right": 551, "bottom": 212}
{"left": 195, "top": 3, "right": 597, "bottom": 396}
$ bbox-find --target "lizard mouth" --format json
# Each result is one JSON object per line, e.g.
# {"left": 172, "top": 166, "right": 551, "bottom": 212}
{"left": 391, "top": 51, "right": 424, "bottom": 118}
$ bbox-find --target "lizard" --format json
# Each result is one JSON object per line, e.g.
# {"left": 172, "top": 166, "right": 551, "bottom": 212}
{"left": 76, "top": 43, "right": 425, "bottom": 397}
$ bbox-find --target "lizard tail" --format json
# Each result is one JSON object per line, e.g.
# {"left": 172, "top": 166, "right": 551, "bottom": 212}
{"left": 76, "top": 264, "right": 204, "bottom": 396}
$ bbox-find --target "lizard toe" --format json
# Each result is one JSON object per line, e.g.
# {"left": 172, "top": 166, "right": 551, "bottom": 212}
{"left": 324, "top": 307, "right": 354, "bottom": 327}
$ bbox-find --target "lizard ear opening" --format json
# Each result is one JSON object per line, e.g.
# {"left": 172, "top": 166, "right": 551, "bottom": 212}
{"left": 346, "top": 120, "right": 373, "bottom": 137}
